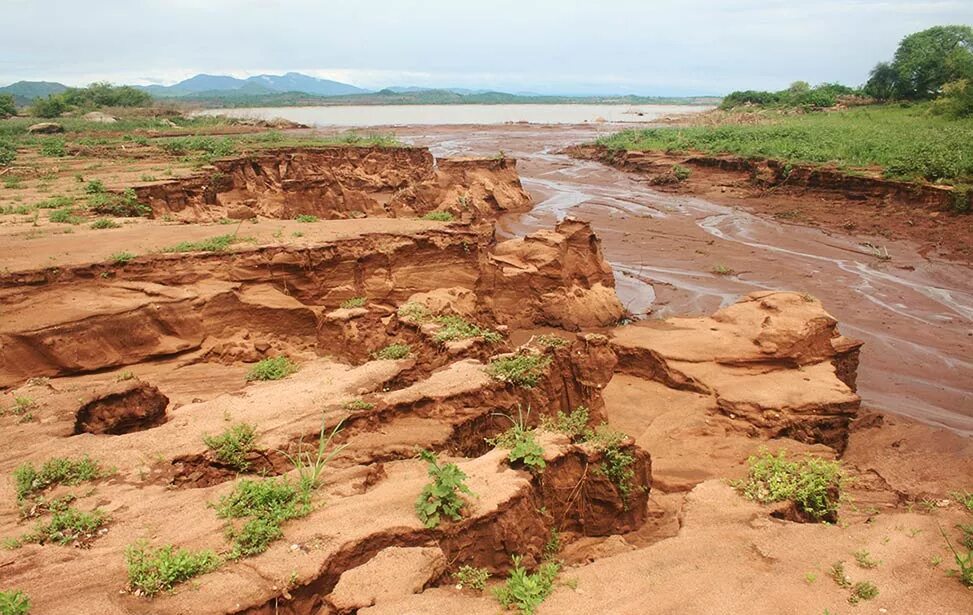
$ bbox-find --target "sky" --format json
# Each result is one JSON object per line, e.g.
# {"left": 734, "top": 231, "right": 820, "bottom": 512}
{"left": 2, "top": 0, "right": 972, "bottom": 96}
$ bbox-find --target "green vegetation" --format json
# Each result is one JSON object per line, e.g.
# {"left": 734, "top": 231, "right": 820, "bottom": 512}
{"left": 397, "top": 301, "right": 431, "bottom": 322}
{"left": 90, "top": 218, "right": 120, "bottom": 230}
{"left": 849, "top": 581, "right": 879, "bottom": 604}
{"left": 340, "top": 296, "right": 367, "bottom": 309}
{"left": 712, "top": 264, "right": 735, "bottom": 276}
{"left": 433, "top": 315, "right": 503, "bottom": 344}
{"left": 489, "top": 409, "right": 546, "bottom": 472}
{"left": 854, "top": 549, "right": 880, "bottom": 569}
{"left": 30, "top": 94, "right": 68, "bottom": 118}
{"left": 941, "top": 525, "right": 973, "bottom": 587}
{"left": 245, "top": 356, "right": 297, "bottom": 381}
{"left": 1, "top": 396, "right": 36, "bottom": 421}
{"left": 162, "top": 233, "right": 247, "bottom": 253}
{"left": 373, "top": 343, "right": 411, "bottom": 360}
{"left": 422, "top": 211, "right": 455, "bottom": 222}
{"left": 534, "top": 333, "right": 569, "bottom": 349}
{"left": 158, "top": 135, "right": 235, "bottom": 159}
{"left": 8, "top": 504, "right": 108, "bottom": 548}
{"left": 0, "top": 93, "right": 16, "bottom": 118}
{"left": 587, "top": 425, "right": 638, "bottom": 506}
{"left": 671, "top": 163, "right": 691, "bottom": 181}
{"left": 39, "top": 138, "right": 66, "bottom": 157}
{"left": 540, "top": 406, "right": 591, "bottom": 441}
{"left": 735, "top": 449, "right": 843, "bottom": 521}
{"left": 0, "top": 140, "right": 15, "bottom": 166}
{"left": 294, "top": 214, "right": 318, "bottom": 223}
{"left": 88, "top": 188, "right": 150, "bottom": 217}
{"left": 0, "top": 590, "right": 30, "bottom": 615}
{"left": 596, "top": 105, "right": 973, "bottom": 184}
{"left": 281, "top": 420, "right": 346, "bottom": 494}
{"left": 85, "top": 180, "right": 106, "bottom": 194}
{"left": 214, "top": 477, "right": 310, "bottom": 558}
{"left": 414, "top": 449, "right": 475, "bottom": 528}
{"left": 125, "top": 541, "right": 221, "bottom": 596}
{"left": 719, "top": 81, "right": 861, "bottom": 111}
{"left": 485, "top": 353, "right": 552, "bottom": 388}
{"left": 494, "top": 555, "right": 560, "bottom": 615}
{"left": 13, "top": 456, "right": 105, "bottom": 501}
{"left": 203, "top": 423, "right": 257, "bottom": 471}
{"left": 110, "top": 251, "right": 136, "bottom": 264}
{"left": 453, "top": 565, "right": 490, "bottom": 591}
{"left": 48, "top": 207, "right": 83, "bottom": 224}
{"left": 342, "top": 399, "right": 375, "bottom": 411}
{"left": 952, "top": 490, "right": 973, "bottom": 513}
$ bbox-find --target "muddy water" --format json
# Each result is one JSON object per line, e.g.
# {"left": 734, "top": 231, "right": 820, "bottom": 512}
{"left": 395, "top": 125, "right": 973, "bottom": 435}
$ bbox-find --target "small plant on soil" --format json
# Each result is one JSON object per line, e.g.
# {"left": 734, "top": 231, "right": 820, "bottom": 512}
{"left": 711, "top": 264, "right": 735, "bottom": 276}
{"left": 110, "top": 251, "right": 136, "bottom": 264}
{"left": 214, "top": 477, "right": 310, "bottom": 558}
{"left": 493, "top": 555, "right": 560, "bottom": 615}
{"left": 90, "top": 218, "right": 120, "bottom": 229}
{"left": 0, "top": 590, "right": 30, "bottom": 615}
{"left": 295, "top": 214, "right": 318, "bottom": 223}
{"left": 342, "top": 399, "right": 374, "bottom": 411}
{"left": 13, "top": 456, "right": 106, "bottom": 502}
{"left": 454, "top": 565, "right": 490, "bottom": 591}
{"left": 85, "top": 180, "right": 106, "bottom": 194}
{"left": 671, "top": 164, "right": 691, "bottom": 181}
{"left": 488, "top": 408, "right": 546, "bottom": 472}
{"left": 162, "top": 233, "right": 248, "bottom": 253}
{"left": 48, "top": 207, "right": 83, "bottom": 224}
{"left": 540, "top": 406, "right": 590, "bottom": 441}
{"left": 829, "top": 561, "right": 852, "bottom": 588}
{"left": 485, "top": 353, "right": 552, "bottom": 388}
{"left": 203, "top": 423, "right": 257, "bottom": 472}
{"left": 414, "top": 449, "right": 475, "bottom": 528}
{"left": 7, "top": 503, "right": 108, "bottom": 548}
{"left": 2, "top": 396, "right": 36, "bottom": 419}
{"left": 951, "top": 490, "right": 973, "bottom": 513}
{"left": 125, "top": 540, "right": 221, "bottom": 596}
{"left": 340, "top": 296, "right": 367, "bottom": 309}
{"left": 373, "top": 343, "right": 411, "bottom": 360}
{"left": 941, "top": 525, "right": 973, "bottom": 587}
{"left": 282, "top": 420, "right": 346, "bottom": 494}
{"left": 422, "top": 211, "right": 454, "bottom": 222}
{"left": 534, "top": 333, "right": 569, "bottom": 349}
{"left": 735, "top": 449, "right": 843, "bottom": 521}
{"left": 246, "top": 356, "right": 297, "bottom": 381}
{"left": 853, "top": 548, "right": 880, "bottom": 569}
{"left": 958, "top": 523, "right": 973, "bottom": 549}
{"left": 39, "top": 138, "right": 66, "bottom": 158}
{"left": 587, "top": 425, "right": 637, "bottom": 507}
{"left": 543, "top": 528, "right": 562, "bottom": 559}
{"left": 397, "top": 302, "right": 431, "bottom": 323}
{"left": 848, "top": 581, "right": 879, "bottom": 604}
{"left": 433, "top": 315, "right": 503, "bottom": 344}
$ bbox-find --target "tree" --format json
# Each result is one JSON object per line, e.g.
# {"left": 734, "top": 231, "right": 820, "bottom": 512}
{"left": 30, "top": 94, "right": 68, "bottom": 118}
{"left": 0, "top": 94, "right": 16, "bottom": 118}
{"left": 890, "top": 25, "right": 973, "bottom": 99}
{"left": 864, "top": 62, "right": 900, "bottom": 100}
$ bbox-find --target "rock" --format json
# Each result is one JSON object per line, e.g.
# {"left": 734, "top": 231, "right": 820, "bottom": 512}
{"left": 82, "top": 111, "right": 117, "bottom": 124}
{"left": 327, "top": 546, "right": 446, "bottom": 612}
{"left": 73, "top": 381, "right": 169, "bottom": 435}
{"left": 27, "top": 122, "right": 64, "bottom": 134}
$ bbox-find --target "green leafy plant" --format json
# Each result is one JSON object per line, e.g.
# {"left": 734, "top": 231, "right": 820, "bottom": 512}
{"left": 941, "top": 525, "right": 973, "bottom": 587}
{"left": 245, "top": 356, "right": 297, "bottom": 381}
{"left": 433, "top": 315, "right": 503, "bottom": 344}
{"left": 295, "top": 214, "right": 318, "bottom": 223}
{"left": 162, "top": 233, "right": 247, "bottom": 253}
{"left": 373, "top": 343, "right": 411, "bottom": 360}
{"left": 39, "top": 138, "right": 66, "bottom": 158}
{"left": 534, "top": 333, "right": 569, "bottom": 348}
{"left": 8, "top": 504, "right": 107, "bottom": 548}
{"left": 422, "top": 211, "right": 454, "bottom": 222}
{"left": 110, "top": 251, "right": 136, "bottom": 264}
{"left": 85, "top": 179, "right": 106, "bottom": 194}
{"left": 90, "top": 218, "right": 120, "bottom": 229}
{"left": 125, "top": 540, "right": 221, "bottom": 596}
{"left": 214, "top": 478, "right": 310, "bottom": 558}
{"left": 453, "top": 565, "right": 490, "bottom": 591}
{"left": 485, "top": 353, "right": 552, "bottom": 388}
{"left": 414, "top": 449, "right": 475, "bottom": 528}
{"left": 340, "top": 296, "right": 367, "bottom": 309}
{"left": 587, "top": 425, "right": 637, "bottom": 506}
{"left": 48, "top": 207, "right": 83, "bottom": 224}
{"left": 0, "top": 590, "right": 30, "bottom": 615}
{"left": 13, "top": 456, "right": 105, "bottom": 501}
{"left": 829, "top": 561, "right": 852, "bottom": 588}
{"left": 397, "top": 302, "right": 431, "bottom": 322}
{"left": 493, "top": 555, "right": 560, "bottom": 615}
{"left": 540, "top": 406, "right": 591, "bottom": 441}
{"left": 488, "top": 408, "right": 546, "bottom": 472}
{"left": 203, "top": 423, "right": 257, "bottom": 471}
{"left": 848, "top": 581, "right": 879, "bottom": 604}
{"left": 735, "top": 449, "right": 843, "bottom": 521}
{"left": 672, "top": 164, "right": 691, "bottom": 181}
{"left": 853, "top": 549, "right": 880, "bottom": 569}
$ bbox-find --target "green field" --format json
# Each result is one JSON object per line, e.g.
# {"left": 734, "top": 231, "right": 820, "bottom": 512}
{"left": 596, "top": 105, "right": 973, "bottom": 184}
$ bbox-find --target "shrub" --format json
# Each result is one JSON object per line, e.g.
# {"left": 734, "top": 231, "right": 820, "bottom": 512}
{"left": 422, "top": 211, "right": 454, "bottom": 221}
{"left": 214, "top": 477, "right": 310, "bottom": 558}
{"left": 203, "top": 423, "right": 257, "bottom": 471}
{"left": 0, "top": 94, "right": 16, "bottom": 118}
{"left": 588, "top": 425, "right": 637, "bottom": 506}
{"left": 736, "top": 449, "right": 843, "bottom": 521}
{"left": 48, "top": 207, "right": 83, "bottom": 224}
{"left": 0, "top": 140, "right": 16, "bottom": 166}
{"left": 849, "top": 581, "right": 879, "bottom": 604}
{"left": 493, "top": 555, "right": 560, "bottom": 615}
{"left": 39, "top": 138, "right": 66, "bottom": 158}
{"left": 13, "top": 456, "right": 105, "bottom": 501}
{"left": 30, "top": 95, "right": 68, "bottom": 118}
{"left": 373, "top": 343, "right": 411, "bottom": 360}
{"left": 63, "top": 82, "right": 152, "bottom": 108}
{"left": 0, "top": 590, "right": 30, "bottom": 615}
{"left": 397, "top": 302, "right": 431, "bottom": 322}
{"left": 485, "top": 353, "right": 552, "bottom": 388}
{"left": 294, "top": 214, "right": 318, "bottom": 223}
{"left": 415, "top": 449, "right": 475, "bottom": 528}
{"left": 125, "top": 541, "right": 221, "bottom": 596}
{"left": 454, "top": 565, "right": 490, "bottom": 591}
{"left": 90, "top": 218, "right": 120, "bottom": 229}
{"left": 672, "top": 164, "right": 691, "bottom": 181}
{"left": 85, "top": 180, "right": 106, "bottom": 194}
{"left": 110, "top": 251, "right": 136, "bottom": 264}
{"left": 340, "top": 296, "right": 366, "bottom": 309}
{"left": 245, "top": 356, "right": 297, "bottom": 381}
{"left": 433, "top": 315, "right": 503, "bottom": 344}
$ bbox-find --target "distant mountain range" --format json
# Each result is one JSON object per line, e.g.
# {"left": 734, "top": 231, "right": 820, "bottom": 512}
{"left": 0, "top": 73, "right": 719, "bottom": 107}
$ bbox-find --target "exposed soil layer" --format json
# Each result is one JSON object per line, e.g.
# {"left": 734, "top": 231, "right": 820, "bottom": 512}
{"left": 1, "top": 137, "right": 971, "bottom": 615}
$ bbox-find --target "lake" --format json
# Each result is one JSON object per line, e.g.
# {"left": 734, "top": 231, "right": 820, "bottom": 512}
{"left": 197, "top": 104, "right": 713, "bottom": 127}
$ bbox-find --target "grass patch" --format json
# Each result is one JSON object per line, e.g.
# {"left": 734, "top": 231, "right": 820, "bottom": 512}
{"left": 7, "top": 504, "right": 108, "bottom": 548}
{"left": 203, "top": 423, "right": 257, "bottom": 471}
{"left": 373, "top": 343, "right": 411, "bottom": 360}
{"left": 415, "top": 449, "right": 475, "bottom": 528}
{"left": 90, "top": 218, "right": 120, "bottom": 229}
{"left": 161, "top": 233, "right": 248, "bottom": 253}
{"left": 39, "top": 138, "right": 66, "bottom": 157}
{"left": 245, "top": 356, "right": 297, "bottom": 381}
{"left": 88, "top": 188, "right": 150, "bottom": 217}
{"left": 422, "top": 211, "right": 454, "bottom": 222}
{"left": 453, "top": 565, "right": 490, "bottom": 591}
{"left": 340, "top": 296, "right": 366, "bottom": 309}
{"left": 125, "top": 540, "right": 221, "bottom": 596}
{"left": 596, "top": 105, "right": 973, "bottom": 184}
{"left": 941, "top": 525, "right": 973, "bottom": 587}
{"left": 48, "top": 207, "right": 83, "bottom": 224}
{"left": 534, "top": 333, "right": 569, "bottom": 348}
{"left": 0, "top": 590, "right": 30, "bottom": 615}
{"left": 158, "top": 135, "right": 235, "bottom": 159}
{"left": 494, "top": 555, "right": 560, "bottom": 615}
{"left": 951, "top": 490, "right": 973, "bottom": 513}
{"left": 433, "top": 315, "right": 503, "bottom": 344}
{"left": 294, "top": 214, "right": 318, "bottom": 223}
{"left": 214, "top": 477, "right": 310, "bottom": 558}
{"left": 110, "top": 251, "right": 136, "bottom": 264}
{"left": 485, "top": 353, "right": 552, "bottom": 388}
{"left": 13, "top": 456, "right": 106, "bottom": 502}
{"left": 735, "top": 449, "right": 843, "bottom": 521}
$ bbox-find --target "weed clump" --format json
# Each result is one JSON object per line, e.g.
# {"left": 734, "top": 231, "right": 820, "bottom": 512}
{"left": 342, "top": 399, "right": 375, "bottom": 411}
{"left": 735, "top": 449, "right": 843, "bottom": 521}
{"left": 214, "top": 478, "right": 309, "bottom": 558}
{"left": 8, "top": 504, "right": 108, "bottom": 548}
{"left": 848, "top": 580, "right": 879, "bottom": 604}
{"left": 340, "top": 296, "right": 366, "bottom": 309}
{"left": 415, "top": 450, "right": 475, "bottom": 528}
{"left": 13, "top": 456, "right": 106, "bottom": 501}
{"left": 485, "top": 353, "right": 552, "bottom": 388}
{"left": 245, "top": 356, "right": 297, "bottom": 381}
{"left": 110, "top": 251, "right": 136, "bottom": 264}
{"left": 433, "top": 315, "right": 503, "bottom": 344}
{"left": 453, "top": 565, "right": 490, "bottom": 591}
{"left": 488, "top": 409, "right": 546, "bottom": 472}
{"left": 90, "top": 218, "right": 120, "bottom": 229}
{"left": 422, "top": 211, "right": 454, "bottom": 222}
{"left": 373, "top": 343, "right": 411, "bottom": 360}
{"left": 125, "top": 541, "right": 221, "bottom": 596}
{"left": 0, "top": 590, "right": 30, "bottom": 615}
{"left": 295, "top": 214, "right": 318, "bottom": 223}
{"left": 853, "top": 549, "right": 880, "bottom": 569}
{"left": 162, "top": 233, "right": 246, "bottom": 253}
{"left": 941, "top": 525, "right": 973, "bottom": 587}
{"left": 203, "top": 423, "right": 257, "bottom": 471}
{"left": 494, "top": 555, "right": 560, "bottom": 615}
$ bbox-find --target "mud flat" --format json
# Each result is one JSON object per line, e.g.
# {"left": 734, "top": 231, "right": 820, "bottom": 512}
{"left": 1, "top": 135, "right": 971, "bottom": 614}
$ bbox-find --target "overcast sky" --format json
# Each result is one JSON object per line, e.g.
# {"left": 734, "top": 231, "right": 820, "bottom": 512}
{"left": 3, "top": 0, "right": 972, "bottom": 95}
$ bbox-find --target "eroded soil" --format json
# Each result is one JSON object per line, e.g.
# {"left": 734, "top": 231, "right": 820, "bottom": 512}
{"left": 1, "top": 125, "right": 971, "bottom": 615}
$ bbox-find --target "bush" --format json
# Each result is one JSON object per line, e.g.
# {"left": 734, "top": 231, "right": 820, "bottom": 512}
{"left": 493, "top": 555, "right": 560, "bottom": 614}
{"left": 125, "top": 541, "right": 220, "bottom": 596}
{"left": 0, "top": 94, "right": 16, "bottom": 118}
{"left": 0, "top": 140, "right": 16, "bottom": 166}
{"left": 62, "top": 82, "right": 152, "bottom": 108}
{"left": 0, "top": 590, "right": 30, "bottom": 615}
{"left": 48, "top": 207, "right": 82, "bottom": 224}
{"left": 415, "top": 450, "right": 475, "bottom": 528}
{"left": 30, "top": 95, "right": 68, "bottom": 118}
{"left": 39, "top": 138, "right": 66, "bottom": 157}
{"left": 245, "top": 356, "right": 297, "bottom": 381}
{"left": 203, "top": 423, "right": 257, "bottom": 471}
{"left": 485, "top": 353, "right": 552, "bottom": 388}
{"left": 735, "top": 449, "right": 843, "bottom": 521}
